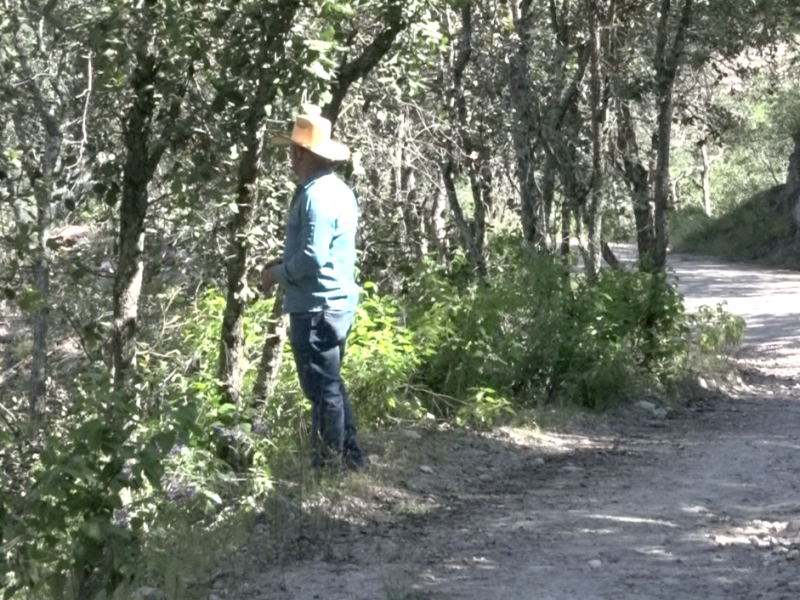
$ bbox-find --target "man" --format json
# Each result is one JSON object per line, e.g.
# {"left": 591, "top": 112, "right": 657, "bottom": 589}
{"left": 261, "top": 114, "right": 367, "bottom": 472}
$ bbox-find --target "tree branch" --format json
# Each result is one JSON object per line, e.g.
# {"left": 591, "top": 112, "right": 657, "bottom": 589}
{"left": 322, "top": 0, "right": 408, "bottom": 126}
{"left": 147, "top": 62, "right": 195, "bottom": 178}
{"left": 654, "top": 0, "right": 671, "bottom": 74}
{"left": 665, "top": 0, "right": 694, "bottom": 77}
{"left": 556, "top": 43, "right": 590, "bottom": 125}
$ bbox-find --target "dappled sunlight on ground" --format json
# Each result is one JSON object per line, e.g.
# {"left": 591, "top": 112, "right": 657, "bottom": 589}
{"left": 496, "top": 425, "right": 616, "bottom": 452}
{"left": 216, "top": 251, "right": 800, "bottom": 600}
{"left": 586, "top": 514, "right": 680, "bottom": 528}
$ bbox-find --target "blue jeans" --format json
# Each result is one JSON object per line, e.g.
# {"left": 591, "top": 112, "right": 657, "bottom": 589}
{"left": 288, "top": 310, "right": 359, "bottom": 460}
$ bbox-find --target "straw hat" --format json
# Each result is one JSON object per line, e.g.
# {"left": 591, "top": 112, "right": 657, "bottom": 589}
{"left": 270, "top": 114, "right": 350, "bottom": 162}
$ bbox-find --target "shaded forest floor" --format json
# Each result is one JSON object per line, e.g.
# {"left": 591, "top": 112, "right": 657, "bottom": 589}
{"left": 204, "top": 249, "right": 800, "bottom": 600}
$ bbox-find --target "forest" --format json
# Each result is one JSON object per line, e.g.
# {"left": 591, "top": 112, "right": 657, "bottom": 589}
{"left": 1, "top": 0, "right": 798, "bottom": 598}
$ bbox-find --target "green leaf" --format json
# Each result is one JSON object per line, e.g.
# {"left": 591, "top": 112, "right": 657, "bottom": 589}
{"left": 79, "top": 520, "right": 104, "bottom": 542}
{"left": 18, "top": 288, "right": 46, "bottom": 312}
{"left": 306, "top": 61, "right": 330, "bottom": 80}
{"left": 217, "top": 403, "right": 236, "bottom": 416}
{"left": 138, "top": 448, "right": 164, "bottom": 488}
{"left": 203, "top": 490, "right": 222, "bottom": 505}
{"left": 152, "top": 430, "right": 177, "bottom": 455}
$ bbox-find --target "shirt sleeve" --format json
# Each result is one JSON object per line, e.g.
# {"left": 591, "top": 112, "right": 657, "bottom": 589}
{"left": 274, "top": 188, "right": 334, "bottom": 286}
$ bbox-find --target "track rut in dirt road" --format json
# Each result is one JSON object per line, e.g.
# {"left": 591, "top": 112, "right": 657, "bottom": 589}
{"left": 232, "top": 252, "right": 800, "bottom": 600}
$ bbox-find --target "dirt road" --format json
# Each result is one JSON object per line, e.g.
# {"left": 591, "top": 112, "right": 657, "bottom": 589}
{"left": 239, "top": 252, "right": 800, "bottom": 600}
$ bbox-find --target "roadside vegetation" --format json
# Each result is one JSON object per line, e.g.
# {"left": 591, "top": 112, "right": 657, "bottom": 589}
{"left": 1, "top": 0, "right": 794, "bottom": 598}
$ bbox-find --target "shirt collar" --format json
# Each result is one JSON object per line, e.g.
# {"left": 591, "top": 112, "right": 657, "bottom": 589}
{"left": 300, "top": 165, "right": 334, "bottom": 190}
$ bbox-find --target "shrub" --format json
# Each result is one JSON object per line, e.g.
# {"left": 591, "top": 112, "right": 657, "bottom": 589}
{"left": 340, "top": 283, "right": 430, "bottom": 426}
{"left": 404, "top": 242, "right": 703, "bottom": 413}
{"left": 688, "top": 303, "right": 745, "bottom": 355}
{"left": 0, "top": 370, "right": 200, "bottom": 600}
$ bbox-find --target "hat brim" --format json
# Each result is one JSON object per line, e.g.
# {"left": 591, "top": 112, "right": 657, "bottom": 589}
{"left": 270, "top": 134, "right": 350, "bottom": 162}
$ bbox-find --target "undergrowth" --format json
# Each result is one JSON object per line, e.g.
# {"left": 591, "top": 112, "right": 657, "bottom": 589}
{"left": 0, "top": 238, "right": 744, "bottom": 600}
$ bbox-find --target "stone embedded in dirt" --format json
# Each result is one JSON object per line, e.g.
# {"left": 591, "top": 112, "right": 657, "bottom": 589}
{"left": 653, "top": 408, "right": 669, "bottom": 420}
{"left": 419, "top": 465, "right": 434, "bottom": 474}
{"left": 750, "top": 536, "right": 772, "bottom": 549}
{"left": 784, "top": 520, "right": 800, "bottom": 534}
{"left": 403, "top": 430, "right": 422, "bottom": 440}
{"left": 133, "top": 587, "right": 160, "bottom": 600}
{"left": 787, "top": 549, "right": 800, "bottom": 561}
{"left": 588, "top": 559, "right": 603, "bottom": 569}
{"left": 764, "top": 555, "right": 784, "bottom": 567}
{"left": 637, "top": 401, "right": 657, "bottom": 413}
{"left": 533, "top": 457, "right": 545, "bottom": 466}
{"left": 698, "top": 377, "right": 709, "bottom": 389}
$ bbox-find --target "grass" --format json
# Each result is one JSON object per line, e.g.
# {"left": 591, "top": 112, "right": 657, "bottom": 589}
{"left": 391, "top": 500, "right": 433, "bottom": 517}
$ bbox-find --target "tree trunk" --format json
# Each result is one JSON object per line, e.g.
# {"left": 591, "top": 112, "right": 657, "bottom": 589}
{"left": 602, "top": 241, "right": 621, "bottom": 269}
{"left": 29, "top": 127, "right": 60, "bottom": 420}
{"left": 424, "top": 189, "right": 449, "bottom": 265}
{"left": 617, "top": 102, "right": 655, "bottom": 264}
{"left": 559, "top": 100, "right": 587, "bottom": 260}
{"left": 560, "top": 150, "right": 573, "bottom": 259}
{"left": 652, "top": 0, "right": 694, "bottom": 270}
{"left": 584, "top": 0, "right": 605, "bottom": 278}
{"left": 442, "top": 159, "right": 486, "bottom": 277}
{"left": 113, "top": 53, "right": 158, "bottom": 396}
{"left": 479, "top": 158, "right": 493, "bottom": 251}
{"left": 442, "top": 2, "right": 489, "bottom": 274}
{"left": 468, "top": 161, "right": 489, "bottom": 259}
{"left": 560, "top": 200, "right": 572, "bottom": 258}
{"left": 542, "top": 0, "right": 591, "bottom": 252}
{"left": 218, "top": 138, "right": 261, "bottom": 407}
{"left": 652, "top": 92, "right": 673, "bottom": 269}
{"left": 218, "top": 1, "right": 301, "bottom": 406}
{"left": 402, "top": 166, "right": 426, "bottom": 258}
{"left": 541, "top": 151, "right": 558, "bottom": 249}
{"left": 509, "top": 2, "right": 544, "bottom": 249}
{"left": 699, "top": 139, "right": 711, "bottom": 215}
{"left": 112, "top": 2, "right": 190, "bottom": 397}
{"left": 252, "top": 288, "right": 287, "bottom": 404}
{"left": 6, "top": 26, "right": 65, "bottom": 422}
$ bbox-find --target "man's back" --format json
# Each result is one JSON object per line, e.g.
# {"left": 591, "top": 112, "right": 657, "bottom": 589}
{"left": 277, "top": 167, "right": 359, "bottom": 314}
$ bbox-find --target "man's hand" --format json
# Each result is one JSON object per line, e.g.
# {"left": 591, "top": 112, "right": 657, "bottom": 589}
{"left": 261, "top": 261, "right": 280, "bottom": 294}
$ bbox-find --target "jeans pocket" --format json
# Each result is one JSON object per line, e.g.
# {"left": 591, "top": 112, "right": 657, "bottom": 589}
{"left": 322, "top": 311, "right": 354, "bottom": 344}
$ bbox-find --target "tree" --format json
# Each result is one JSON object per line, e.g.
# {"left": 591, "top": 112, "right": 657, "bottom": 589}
{"left": 217, "top": 0, "right": 305, "bottom": 407}
{"left": 651, "top": 0, "right": 694, "bottom": 270}
{"left": 441, "top": 1, "right": 488, "bottom": 277}
{"left": 508, "top": 0, "right": 546, "bottom": 249}
{"left": 105, "top": 0, "right": 205, "bottom": 397}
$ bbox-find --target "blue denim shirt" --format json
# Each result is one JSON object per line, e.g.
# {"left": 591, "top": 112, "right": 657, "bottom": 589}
{"left": 274, "top": 167, "right": 360, "bottom": 314}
